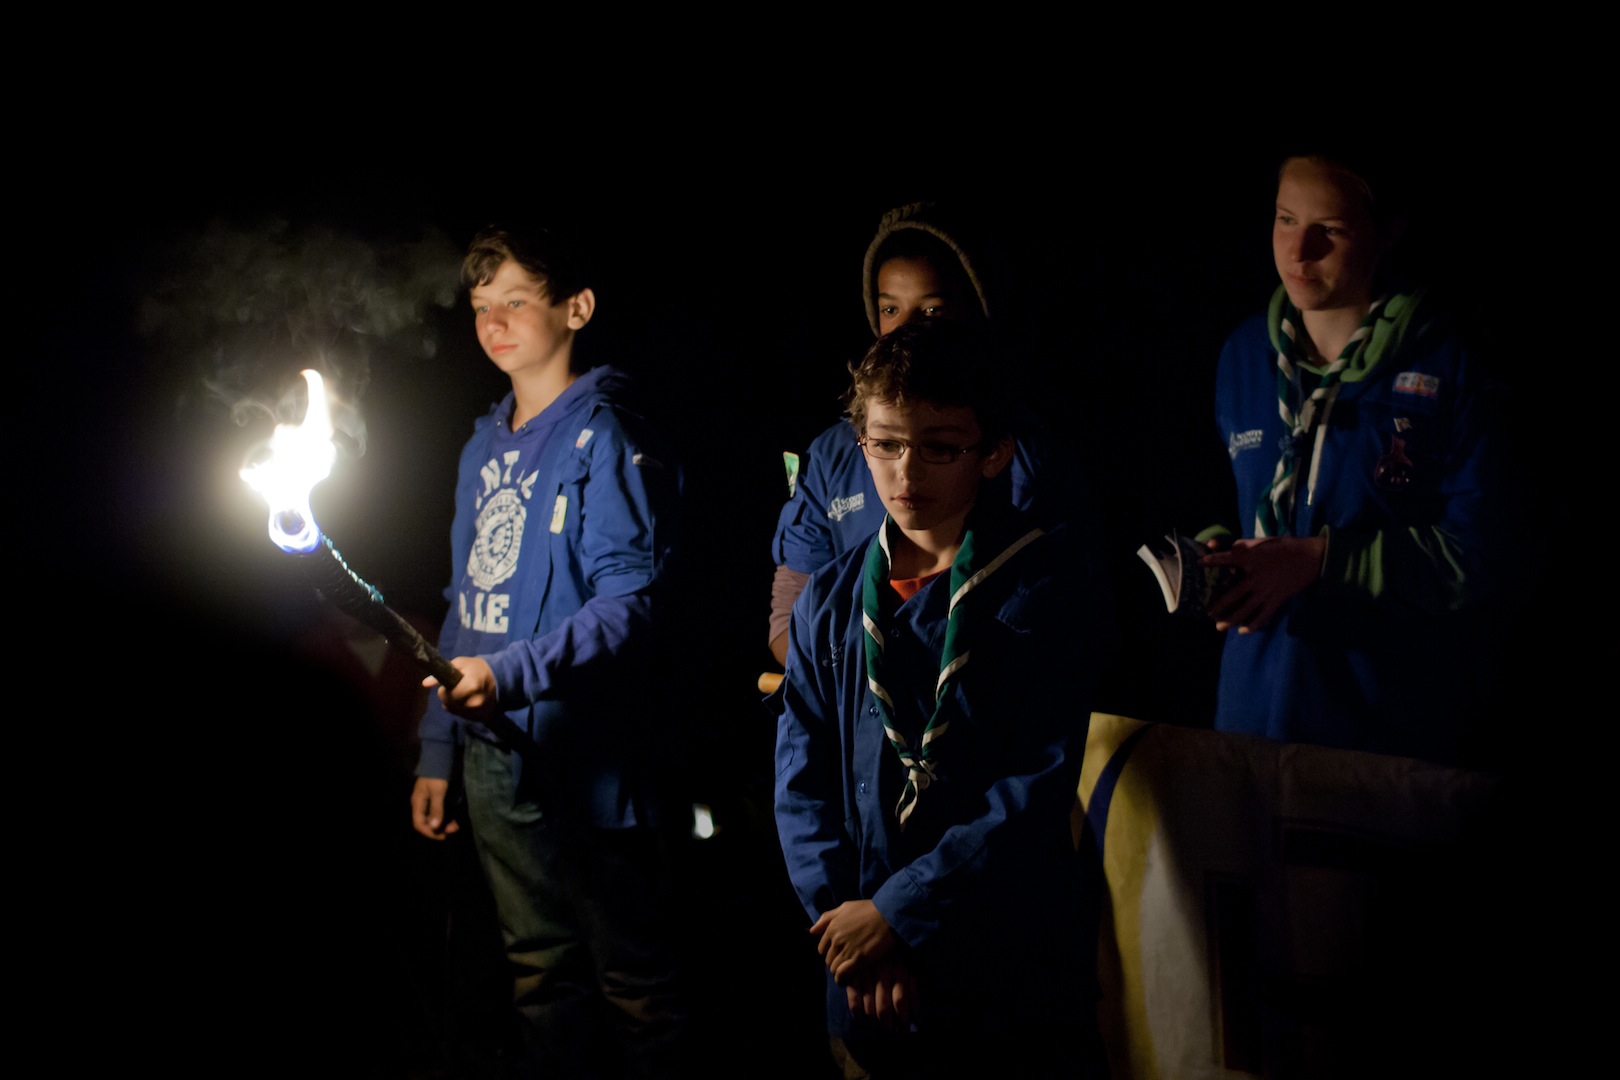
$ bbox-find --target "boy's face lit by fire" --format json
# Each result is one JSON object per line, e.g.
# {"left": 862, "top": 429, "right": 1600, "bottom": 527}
{"left": 469, "top": 260, "right": 590, "bottom": 380}
{"left": 861, "top": 398, "right": 1011, "bottom": 544}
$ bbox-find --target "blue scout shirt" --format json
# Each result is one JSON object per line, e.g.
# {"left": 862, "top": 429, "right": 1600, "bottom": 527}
{"left": 773, "top": 513, "right": 1108, "bottom": 1039}
{"left": 1211, "top": 298, "right": 1498, "bottom": 764}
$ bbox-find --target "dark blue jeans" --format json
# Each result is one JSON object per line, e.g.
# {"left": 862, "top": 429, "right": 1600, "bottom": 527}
{"left": 461, "top": 737, "right": 687, "bottom": 1079}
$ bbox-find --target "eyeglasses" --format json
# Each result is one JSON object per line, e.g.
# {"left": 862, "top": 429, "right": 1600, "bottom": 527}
{"left": 858, "top": 435, "right": 985, "bottom": 465}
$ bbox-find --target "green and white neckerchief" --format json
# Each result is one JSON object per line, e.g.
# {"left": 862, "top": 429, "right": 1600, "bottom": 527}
{"left": 861, "top": 514, "right": 1045, "bottom": 829}
{"left": 1257, "top": 290, "right": 1388, "bottom": 537}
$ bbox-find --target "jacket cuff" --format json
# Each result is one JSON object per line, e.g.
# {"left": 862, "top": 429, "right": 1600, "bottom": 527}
{"left": 871, "top": 866, "right": 932, "bottom": 952}
{"left": 1319, "top": 524, "right": 1369, "bottom": 587}
{"left": 484, "top": 648, "right": 545, "bottom": 709}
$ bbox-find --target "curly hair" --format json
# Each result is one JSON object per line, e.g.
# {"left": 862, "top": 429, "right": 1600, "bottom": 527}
{"left": 844, "top": 319, "right": 1012, "bottom": 441}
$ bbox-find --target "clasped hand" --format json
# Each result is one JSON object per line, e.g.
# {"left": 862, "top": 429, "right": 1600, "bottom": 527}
{"left": 1201, "top": 535, "right": 1326, "bottom": 633}
{"left": 810, "top": 900, "right": 918, "bottom": 1028}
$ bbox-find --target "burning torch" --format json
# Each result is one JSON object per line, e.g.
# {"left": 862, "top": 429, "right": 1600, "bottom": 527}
{"left": 240, "top": 369, "right": 536, "bottom": 756}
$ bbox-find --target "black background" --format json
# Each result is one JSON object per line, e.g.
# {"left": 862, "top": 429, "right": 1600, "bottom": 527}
{"left": 26, "top": 63, "right": 1602, "bottom": 1077}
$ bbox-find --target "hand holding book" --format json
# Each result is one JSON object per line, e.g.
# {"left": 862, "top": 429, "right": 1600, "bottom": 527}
{"left": 1198, "top": 535, "right": 1326, "bottom": 633}
{"left": 1136, "top": 532, "right": 1242, "bottom": 618}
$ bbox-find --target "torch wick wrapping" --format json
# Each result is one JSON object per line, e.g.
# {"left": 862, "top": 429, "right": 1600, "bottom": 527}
{"left": 298, "top": 535, "right": 543, "bottom": 760}
{"left": 305, "top": 535, "right": 463, "bottom": 687}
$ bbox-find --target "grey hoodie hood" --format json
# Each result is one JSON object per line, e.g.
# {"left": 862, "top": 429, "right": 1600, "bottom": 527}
{"left": 861, "top": 202, "right": 1000, "bottom": 336}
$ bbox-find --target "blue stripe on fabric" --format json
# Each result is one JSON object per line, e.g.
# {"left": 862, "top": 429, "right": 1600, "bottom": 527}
{"left": 1083, "top": 723, "right": 1153, "bottom": 863}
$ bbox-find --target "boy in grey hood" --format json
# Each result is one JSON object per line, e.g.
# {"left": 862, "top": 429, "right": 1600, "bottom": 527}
{"left": 766, "top": 202, "right": 1048, "bottom": 664}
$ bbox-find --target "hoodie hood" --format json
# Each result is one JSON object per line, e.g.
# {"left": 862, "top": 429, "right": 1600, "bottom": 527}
{"left": 481, "top": 363, "right": 639, "bottom": 434}
{"left": 861, "top": 202, "right": 1000, "bottom": 336}
{"left": 568, "top": 362, "right": 634, "bottom": 404}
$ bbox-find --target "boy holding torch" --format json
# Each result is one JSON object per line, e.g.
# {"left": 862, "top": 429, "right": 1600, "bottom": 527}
{"left": 414, "top": 224, "right": 686, "bottom": 1077}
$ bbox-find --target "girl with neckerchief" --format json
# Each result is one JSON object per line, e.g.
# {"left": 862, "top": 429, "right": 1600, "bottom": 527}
{"left": 1198, "top": 151, "right": 1502, "bottom": 767}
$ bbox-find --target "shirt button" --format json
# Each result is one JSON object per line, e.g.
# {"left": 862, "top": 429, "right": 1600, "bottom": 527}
{"left": 858, "top": 782, "right": 867, "bottom": 794}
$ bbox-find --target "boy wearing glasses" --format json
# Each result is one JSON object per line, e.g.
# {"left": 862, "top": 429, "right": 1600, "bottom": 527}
{"left": 766, "top": 201, "right": 1054, "bottom": 668}
{"left": 773, "top": 319, "right": 1108, "bottom": 1077}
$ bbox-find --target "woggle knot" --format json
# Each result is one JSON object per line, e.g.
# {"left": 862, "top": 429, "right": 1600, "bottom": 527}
{"left": 907, "top": 763, "right": 938, "bottom": 791}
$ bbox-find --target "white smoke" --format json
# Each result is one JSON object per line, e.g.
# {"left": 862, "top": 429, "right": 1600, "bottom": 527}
{"left": 140, "top": 217, "right": 462, "bottom": 462}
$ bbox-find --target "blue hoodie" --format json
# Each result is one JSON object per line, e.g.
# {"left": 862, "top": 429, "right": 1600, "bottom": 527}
{"left": 416, "top": 365, "right": 679, "bottom": 828}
